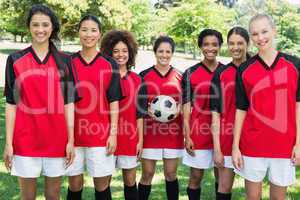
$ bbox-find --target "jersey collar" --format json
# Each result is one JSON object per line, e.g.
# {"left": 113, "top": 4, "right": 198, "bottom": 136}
{"left": 152, "top": 65, "right": 173, "bottom": 78}
{"left": 257, "top": 52, "right": 281, "bottom": 70}
{"left": 30, "top": 46, "right": 51, "bottom": 65}
{"left": 77, "top": 51, "right": 101, "bottom": 66}
{"left": 200, "top": 62, "right": 221, "bottom": 74}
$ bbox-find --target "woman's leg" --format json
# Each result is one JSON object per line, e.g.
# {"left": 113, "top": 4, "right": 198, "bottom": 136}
{"left": 123, "top": 168, "right": 138, "bottom": 200}
{"left": 163, "top": 158, "right": 179, "bottom": 200}
{"left": 44, "top": 176, "right": 61, "bottom": 200}
{"left": 19, "top": 178, "right": 37, "bottom": 200}
{"left": 186, "top": 168, "right": 204, "bottom": 200}
{"left": 94, "top": 175, "right": 112, "bottom": 200}
{"left": 269, "top": 182, "right": 287, "bottom": 200}
{"left": 216, "top": 167, "right": 234, "bottom": 200}
{"left": 245, "top": 180, "right": 262, "bottom": 200}
{"left": 67, "top": 175, "right": 84, "bottom": 200}
{"left": 138, "top": 159, "right": 157, "bottom": 200}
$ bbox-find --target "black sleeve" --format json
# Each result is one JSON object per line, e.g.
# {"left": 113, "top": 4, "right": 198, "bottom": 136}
{"left": 210, "top": 70, "right": 222, "bottom": 113}
{"left": 181, "top": 69, "right": 193, "bottom": 104}
{"left": 4, "top": 55, "right": 17, "bottom": 104}
{"left": 285, "top": 54, "right": 300, "bottom": 102}
{"left": 63, "top": 58, "right": 81, "bottom": 104}
{"left": 136, "top": 78, "right": 148, "bottom": 119}
{"left": 106, "top": 59, "right": 123, "bottom": 102}
{"left": 236, "top": 66, "right": 249, "bottom": 110}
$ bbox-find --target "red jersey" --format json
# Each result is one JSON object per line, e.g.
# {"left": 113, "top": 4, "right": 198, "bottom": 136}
{"left": 115, "top": 71, "right": 147, "bottom": 156}
{"left": 182, "top": 62, "right": 223, "bottom": 150}
{"left": 236, "top": 52, "right": 300, "bottom": 158}
{"left": 4, "top": 46, "right": 80, "bottom": 157}
{"left": 210, "top": 62, "right": 237, "bottom": 155}
{"left": 139, "top": 66, "right": 184, "bottom": 149}
{"left": 71, "top": 52, "right": 123, "bottom": 147}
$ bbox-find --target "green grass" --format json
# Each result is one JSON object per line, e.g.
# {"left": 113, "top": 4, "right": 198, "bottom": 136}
{"left": 0, "top": 88, "right": 299, "bottom": 199}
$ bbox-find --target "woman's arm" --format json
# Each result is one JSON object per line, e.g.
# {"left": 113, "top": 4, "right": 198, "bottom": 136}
{"left": 232, "top": 109, "right": 246, "bottom": 170}
{"left": 136, "top": 118, "right": 144, "bottom": 160}
{"left": 64, "top": 102, "right": 75, "bottom": 167}
{"left": 3, "top": 103, "right": 16, "bottom": 171}
{"left": 211, "top": 111, "right": 224, "bottom": 167}
{"left": 183, "top": 102, "right": 194, "bottom": 156}
{"left": 106, "top": 101, "right": 119, "bottom": 155}
{"left": 292, "top": 102, "right": 300, "bottom": 165}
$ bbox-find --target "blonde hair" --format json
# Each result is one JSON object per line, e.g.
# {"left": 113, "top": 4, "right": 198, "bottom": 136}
{"left": 249, "top": 13, "right": 275, "bottom": 31}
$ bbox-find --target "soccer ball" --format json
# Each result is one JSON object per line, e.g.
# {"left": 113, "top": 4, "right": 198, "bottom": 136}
{"left": 150, "top": 95, "right": 178, "bottom": 123}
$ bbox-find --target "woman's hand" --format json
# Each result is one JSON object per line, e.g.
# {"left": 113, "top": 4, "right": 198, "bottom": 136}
{"left": 65, "top": 142, "right": 75, "bottom": 168}
{"left": 136, "top": 140, "right": 143, "bottom": 161}
{"left": 214, "top": 150, "right": 224, "bottom": 168}
{"left": 185, "top": 137, "right": 195, "bottom": 156}
{"left": 106, "top": 135, "right": 117, "bottom": 155}
{"left": 232, "top": 146, "right": 244, "bottom": 170}
{"left": 3, "top": 144, "right": 13, "bottom": 171}
{"left": 291, "top": 144, "right": 300, "bottom": 166}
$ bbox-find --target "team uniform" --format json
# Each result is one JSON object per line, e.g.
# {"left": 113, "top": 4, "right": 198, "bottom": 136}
{"left": 115, "top": 71, "right": 147, "bottom": 169}
{"left": 210, "top": 62, "right": 238, "bottom": 169}
{"left": 139, "top": 66, "right": 184, "bottom": 160}
{"left": 235, "top": 52, "right": 300, "bottom": 186}
{"left": 182, "top": 62, "right": 223, "bottom": 169}
{"left": 4, "top": 45, "right": 79, "bottom": 178}
{"left": 65, "top": 52, "right": 123, "bottom": 177}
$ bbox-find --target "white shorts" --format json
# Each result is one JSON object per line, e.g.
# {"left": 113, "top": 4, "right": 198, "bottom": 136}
{"left": 65, "top": 147, "right": 115, "bottom": 177}
{"left": 223, "top": 156, "right": 234, "bottom": 169}
{"left": 141, "top": 148, "right": 183, "bottom": 160}
{"left": 183, "top": 149, "right": 214, "bottom": 169}
{"left": 116, "top": 156, "right": 139, "bottom": 169}
{"left": 11, "top": 156, "right": 65, "bottom": 178}
{"left": 234, "top": 156, "right": 296, "bottom": 187}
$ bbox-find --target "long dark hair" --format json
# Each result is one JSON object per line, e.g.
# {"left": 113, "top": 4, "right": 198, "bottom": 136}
{"left": 27, "top": 4, "right": 60, "bottom": 42}
{"left": 27, "top": 4, "right": 68, "bottom": 80}
{"left": 227, "top": 26, "right": 251, "bottom": 59}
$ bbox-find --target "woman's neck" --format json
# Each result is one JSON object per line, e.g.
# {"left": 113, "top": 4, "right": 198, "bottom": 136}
{"left": 259, "top": 47, "right": 277, "bottom": 66}
{"left": 81, "top": 47, "right": 98, "bottom": 62}
{"left": 203, "top": 59, "right": 218, "bottom": 70}
{"left": 32, "top": 41, "right": 49, "bottom": 60}
{"left": 119, "top": 65, "right": 128, "bottom": 77}
{"left": 155, "top": 63, "right": 170, "bottom": 74}
{"left": 232, "top": 57, "right": 246, "bottom": 67}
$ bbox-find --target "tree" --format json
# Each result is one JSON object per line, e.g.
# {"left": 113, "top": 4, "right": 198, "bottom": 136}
{"left": 166, "top": 0, "right": 234, "bottom": 57}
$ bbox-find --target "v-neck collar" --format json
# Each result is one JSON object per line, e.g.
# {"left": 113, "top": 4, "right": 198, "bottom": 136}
{"left": 257, "top": 52, "right": 281, "bottom": 71}
{"left": 78, "top": 51, "right": 101, "bottom": 66}
{"left": 200, "top": 62, "right": 220, "bottom": 74}
{"left": 30, "top": 46, "right": 51, "bottom": 65}
{"left": 152, "top": 65, "right": 173, "bottom": 78}
{"left": 121, "top": 71, "right": 131, "bottom": 79}
{"left": 229, "top": 62, "right": 238, "bottom": 69}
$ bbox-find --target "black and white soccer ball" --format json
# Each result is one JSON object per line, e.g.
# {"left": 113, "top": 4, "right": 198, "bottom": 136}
{"left": 150, "top": 95, "right": 178, "bottom": 123}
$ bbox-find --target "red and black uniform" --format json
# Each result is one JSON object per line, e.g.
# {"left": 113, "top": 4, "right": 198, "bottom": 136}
{"left": 115, "top": 71, "right": 147, "bottom": 156}
{"left": 236, "top": 52, "right": 300, "bottom": 158}
{"left": 71, "top": 52, "right": 123, "bottom": 147}
{"left": 210, "top": 62, "right": 237, "bottom": 156}
{"left": 4, "top": 45, "right": 80, "bottom": 157}
{"left": 182, "top": 62, "right": 223, "bottom": 150}
{"left": 139, "top": 66, "right": 184, "bottom": 149}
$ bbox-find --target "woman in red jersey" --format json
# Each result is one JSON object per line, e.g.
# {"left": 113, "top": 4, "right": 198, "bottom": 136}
{"left": 210, "top": 26, "right": 250, "bottom": 200}
{"left": 66, "top": 15, "right": 123, "bottom": 200}
{"left": 138, "top": 36, "right": 184, "bottom": 200}
{"left": 100, "top": 30, "right": 147, "bottom": 200}
{"left": 3, "top": 4, "right": 79, "bottom": 200}
{"left": 232, "top": 14, "right": 300, "bottom": 200}
{"left": 182, "top": 29, "right": 223, "bottom": 200}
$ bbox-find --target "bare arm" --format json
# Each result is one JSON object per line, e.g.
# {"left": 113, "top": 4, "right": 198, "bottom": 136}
{"left": 3, "top": 103, "right": 16, "bottom": 170}
{"left": 232, "top": 109, "right": 246, "bottom": 170}
{"left": 64, "top": 103, "right": 75, "bottom": 167}
{"left": 183, "top": 102, "right": 194, "bottom": 156}
{"left": 136, "top": 118, "right": 144, "bottom": 159}
{"left": 106, "top": 101, "right": 119, "bottom": 155}
{"left": 292, "top": 102, "right": 300, "bottom": 165}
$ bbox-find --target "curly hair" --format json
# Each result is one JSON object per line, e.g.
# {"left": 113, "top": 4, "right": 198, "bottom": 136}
{"left": 100, "top": 30, "right": 138, "bottom": 70}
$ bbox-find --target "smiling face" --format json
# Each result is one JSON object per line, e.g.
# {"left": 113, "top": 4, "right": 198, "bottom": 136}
{"left": 29, "top": 13, "right": 53, "bottom": 45}
{"left": 79, "top": 20, "right": 101, "bottom": 49}
{"left": 228, "top": 33, "right": 248, "bottom": 62}
{"left": 249, "top": 17, "right": 276, "bottom": 52}
{"left": 112, "top": 41, "right": 129, "bottom": 68}
{"left": 155, "top": 42, "right": 173, "bottom": 68}
{"left": 200, "top": 35, "right": 220, "bottom": 62}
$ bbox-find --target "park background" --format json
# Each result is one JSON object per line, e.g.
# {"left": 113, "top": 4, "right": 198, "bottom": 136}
{"left": 0, "top": 0, "right": 300, "bottom": 199}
